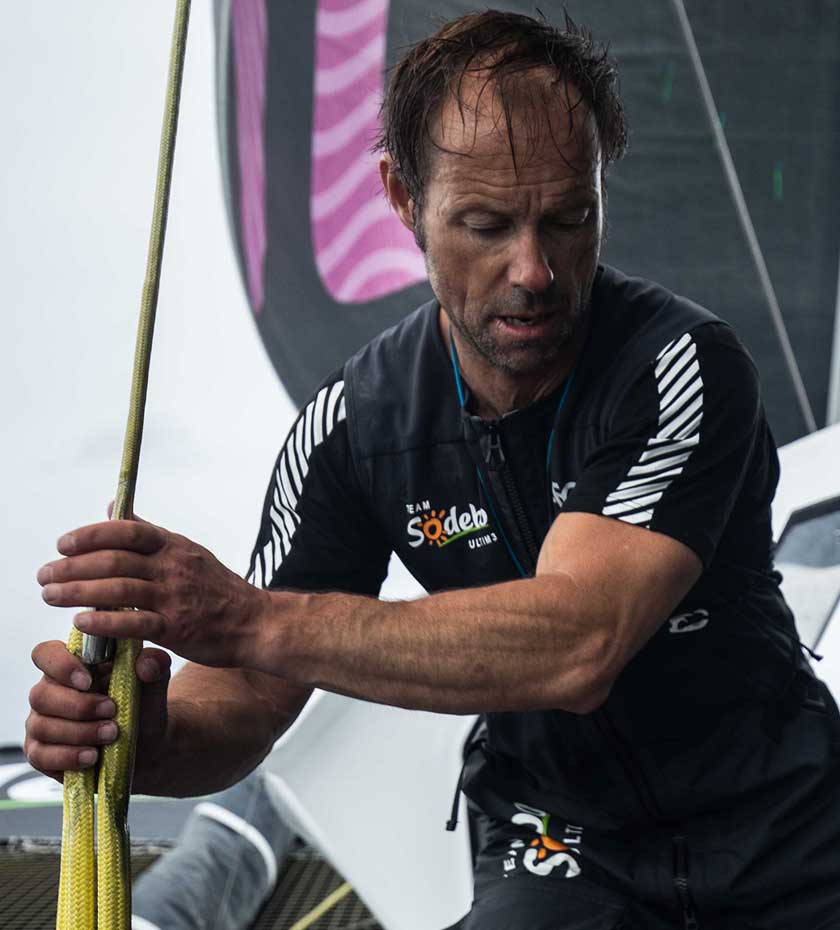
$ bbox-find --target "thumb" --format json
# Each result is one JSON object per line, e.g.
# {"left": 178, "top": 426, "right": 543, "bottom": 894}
{"left": 135, "top": 648, "right": 172, "bottom": 749}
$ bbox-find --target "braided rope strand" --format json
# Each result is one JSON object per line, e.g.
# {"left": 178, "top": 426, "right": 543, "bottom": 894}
{"left": 58, "top": 3, "right": 192, "bottom": 928}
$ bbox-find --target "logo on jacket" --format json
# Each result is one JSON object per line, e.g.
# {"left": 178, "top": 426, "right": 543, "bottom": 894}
{"left": 551, "top": 480, "right": 576, "bottom": 510}
{"left": 405, "top": 500, "right": 498, "bottom": 550}
{"left": 502, "top": 803, "right": 582, "bottom": 878}
{"left": 668, "top": 608, "right": 709, "bottom": 634}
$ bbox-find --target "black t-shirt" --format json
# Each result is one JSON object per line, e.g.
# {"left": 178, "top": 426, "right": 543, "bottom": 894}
{"left": 251, "top": 271, "right": 777, "bottom": 590}
{"left": 247, "top": 377, "right": 390, "bottom": 595}
{"left": 248, "top": 265, "right": 799, "bottom": 828}
{"left": 561, "top": 321, "right": 772, "bottom": 570}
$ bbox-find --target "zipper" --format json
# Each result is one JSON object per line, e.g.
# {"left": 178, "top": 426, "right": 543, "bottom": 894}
{"left": 500, "top": 467, "right": 540, "bottom": 566}
{"left": 482, "top": 422, "right": 540, "bottom": 572}
{"left": 672, "top": 834, "right": 700, "bottom": 929}
{"left": 485, "top": 425, "right": 505, "bottom": 468}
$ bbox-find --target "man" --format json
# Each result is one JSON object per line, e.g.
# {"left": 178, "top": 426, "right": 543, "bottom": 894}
{"left": 25, "top": 11, "right": 840, "bottom": 929}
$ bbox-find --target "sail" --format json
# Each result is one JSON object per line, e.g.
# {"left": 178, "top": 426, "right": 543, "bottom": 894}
{"left": 214, "top": 0, "right": 840, "bottom": 444}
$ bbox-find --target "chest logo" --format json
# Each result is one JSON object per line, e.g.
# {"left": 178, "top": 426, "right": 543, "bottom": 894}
{"left": 405, "top": 500, "right": 496, "bottom": 549}
{"left": 552, "top": 480, "right": 576, "bottom": 510}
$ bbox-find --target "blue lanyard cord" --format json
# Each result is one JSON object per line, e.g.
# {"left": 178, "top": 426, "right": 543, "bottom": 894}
{"left": 545, "top": 367, "right": 576, "bottom": 473}
{"left": 448, "top": 335, "right": 576, "bottom": 579}
{"left": 449, "top": 336, "right": 527, "bottom": 576}
{"left": 449, "top": 335, "right": 467, "bottom": 406}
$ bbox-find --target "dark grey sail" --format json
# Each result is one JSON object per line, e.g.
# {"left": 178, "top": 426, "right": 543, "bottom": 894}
{"left": 214, "top": 0, "right": 840, "bottom": 444}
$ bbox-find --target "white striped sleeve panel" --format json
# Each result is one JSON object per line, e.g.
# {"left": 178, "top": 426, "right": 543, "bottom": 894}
{"left": 248, "top": 380, "right": 347, "bottom": 588}
{"left": 602, "top": 333, "right": 703, "bottom": 528}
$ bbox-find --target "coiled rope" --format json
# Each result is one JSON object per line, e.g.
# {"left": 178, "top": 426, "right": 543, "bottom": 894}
{"left": 57, "top": 3, "right": 191, "bottom": 927}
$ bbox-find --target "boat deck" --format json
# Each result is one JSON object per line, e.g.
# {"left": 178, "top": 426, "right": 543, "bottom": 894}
{"left": 0, "top": 839, "right": 381, "bottom": 930}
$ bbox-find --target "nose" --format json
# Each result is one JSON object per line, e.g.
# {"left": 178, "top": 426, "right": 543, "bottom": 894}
{"left": 508, "top": 231, "right": 554, "bottom": 294}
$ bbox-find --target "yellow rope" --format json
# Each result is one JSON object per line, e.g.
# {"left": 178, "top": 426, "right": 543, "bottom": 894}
{"left": 57, "top": 3, "right": 192, "bottom": 928}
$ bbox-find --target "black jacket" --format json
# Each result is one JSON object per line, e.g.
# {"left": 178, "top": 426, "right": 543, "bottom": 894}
{"left": 251, "top": 265, "right": 809, "bottom": 830}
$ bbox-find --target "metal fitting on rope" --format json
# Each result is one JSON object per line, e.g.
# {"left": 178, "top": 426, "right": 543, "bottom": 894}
{"left": 81, "top": 634, "right": 115, "bottom": 665}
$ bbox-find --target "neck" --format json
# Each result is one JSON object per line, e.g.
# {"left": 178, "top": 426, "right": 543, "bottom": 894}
{"left": 442, "top": 313, "right": 588, "bottom": 419}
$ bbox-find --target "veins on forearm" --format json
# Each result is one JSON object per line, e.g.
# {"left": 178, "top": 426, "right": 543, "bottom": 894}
{"left": 271, "top": 578, "right": 608, "bottom": 715}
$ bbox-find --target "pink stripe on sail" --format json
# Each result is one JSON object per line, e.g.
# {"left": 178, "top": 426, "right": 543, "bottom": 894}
{"left": 335, "top": 248, "right": 428, "bottom": 302}
{"left": 317, "top": 0, "right": 388, "bottom": 38}
{"left": 232, "top": 0, "right": 268, "bottom": 313}
{"left": 327, "top": 203, "right": 422, "bottom": 289}
{"left": 311, "top": 0, "right": 426, "bottom": 305}
{"left": 312, "top": 154, "right": 382, "bottom": 223}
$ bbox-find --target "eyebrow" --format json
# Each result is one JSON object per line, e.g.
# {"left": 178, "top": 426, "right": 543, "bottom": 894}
{"left": 454, "top": 195, "right": 595, "bottom": 220}
{"left": 454, "top": 206, "right": 510, "bottom": 220}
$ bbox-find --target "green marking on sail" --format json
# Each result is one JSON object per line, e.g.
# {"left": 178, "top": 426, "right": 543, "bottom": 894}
{"left": 662, "top": 61, "right": 675, "bottom": 103}
{"left": 773, "top": 161, "right": 784, "bottom": 201}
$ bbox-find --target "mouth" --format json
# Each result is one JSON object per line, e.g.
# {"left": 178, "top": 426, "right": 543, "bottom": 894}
{"left": 496, "top": 311, "right": 554, "bottom": 332}
{"left": 501, "top": 315, "right": 541, "bottom": 325}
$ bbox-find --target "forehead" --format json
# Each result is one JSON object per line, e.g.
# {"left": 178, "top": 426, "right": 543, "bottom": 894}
{"left": 428, "top": 70, "right": 600, "bottom": 195}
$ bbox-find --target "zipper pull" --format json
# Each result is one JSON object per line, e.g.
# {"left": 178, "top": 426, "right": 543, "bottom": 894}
{"left": 484, "top": 425, "right": 505, "bottom": 469}
{"left": 672, "top": 835, "right": 700, "bottom": 930}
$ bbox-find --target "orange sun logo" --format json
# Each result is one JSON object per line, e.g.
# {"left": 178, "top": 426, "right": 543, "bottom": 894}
{"left": 420, "top": 509, "right": 448, "bottom": 546}
{"left": 529, "top": 835, "right": 570, "bottom": 861}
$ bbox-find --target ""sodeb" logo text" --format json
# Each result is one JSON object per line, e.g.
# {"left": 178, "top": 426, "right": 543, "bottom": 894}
{"left": 406, "top": 501, "right": 493, "bottom": 548}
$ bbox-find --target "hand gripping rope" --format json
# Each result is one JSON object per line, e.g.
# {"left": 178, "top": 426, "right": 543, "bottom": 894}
{"left": 57, "top": 3, "right": 191, "bottom": 928}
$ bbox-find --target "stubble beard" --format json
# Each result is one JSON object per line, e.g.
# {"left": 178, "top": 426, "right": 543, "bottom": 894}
{"left": 417, "top": 212, "right": 594, "bottom": 377}
{"left": 429, "top": 256, "right": 593, "bottom": 377}
{"left": 463, "top": 293, "right": 587, "bottom": 375}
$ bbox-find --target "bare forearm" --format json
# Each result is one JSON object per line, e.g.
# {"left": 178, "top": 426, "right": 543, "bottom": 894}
{"left": 257, "top": 575, "right": 612, "bottom": 715}
{"left": 36, "top": 513, "right": 696, "bottom": 729}
{"left": 139, "top": 663, "right": 307, "bottom": 797}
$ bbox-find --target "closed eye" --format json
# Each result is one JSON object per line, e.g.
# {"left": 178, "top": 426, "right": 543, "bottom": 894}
{"left": 544, "top": 208, "right": 592, "bottom": 230}
{"left": 466, "top": 224, "right": 509, "bottom": 239}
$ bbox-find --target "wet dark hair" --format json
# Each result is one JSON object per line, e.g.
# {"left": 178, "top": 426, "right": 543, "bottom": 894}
{"left": 375, "top": 9, "right": 627, "bottom": 214}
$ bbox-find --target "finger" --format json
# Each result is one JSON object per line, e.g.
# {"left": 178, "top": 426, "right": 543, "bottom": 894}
{"left": 136, "top": 648, "right": 171, "bottom": 745}
{"left": 57, "top": 520, "right": 164, "bottom": 557}
{"left": 74, "top": 609, "right": 165, "bottom": 642}
{"left": 136, "top": 647, "right": 172, "bottom": 684}
{"left": 25, "top": 739, "right": 100, "bottom": 774}
{"left": 37, "top": 550, "right": 154, "bottom": 586}
{"left": 41, "top": 578, "right": 156, "bottom": 610}
{"left": 31, "top": 640, "right": 97, "bottom": 691}
{"left": 29, "top": 678, "right": 116, "bottom": 721}
{"left": 27, "top": 713, "right": 119, "bottom": 748}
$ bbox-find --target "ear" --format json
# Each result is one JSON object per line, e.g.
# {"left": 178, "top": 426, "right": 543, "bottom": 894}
{"left": 379, "top": 155, "right": 416, "bottom": 234}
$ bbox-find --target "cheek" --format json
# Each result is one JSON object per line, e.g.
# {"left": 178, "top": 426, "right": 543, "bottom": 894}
{"left": 564, "top": 226, "right": 602, "bottom": 280}
{"left": 424, "top": 243, "right": 461, "bottom": 304}
{"left": 428, "top": 231, "right": 485, "bottom": 286}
